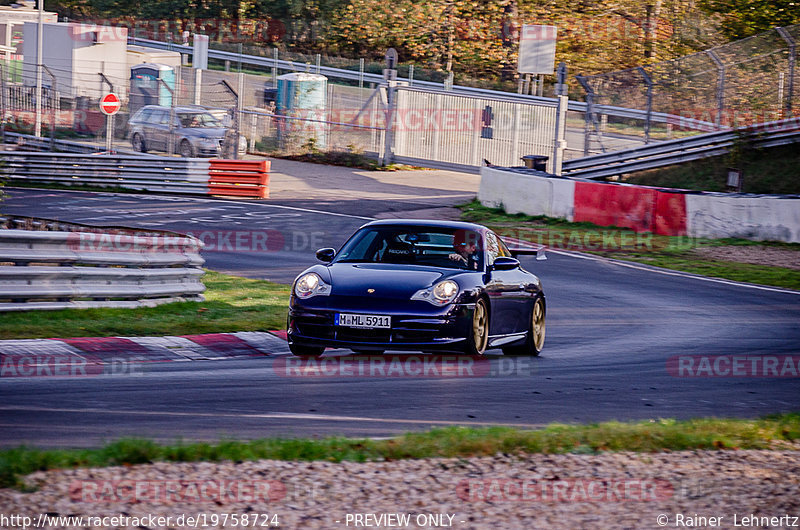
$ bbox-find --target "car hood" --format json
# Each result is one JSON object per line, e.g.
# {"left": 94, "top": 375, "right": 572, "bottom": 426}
{"left": 181, "top": 127, "right": 227, "bottom": 139}
{"left": 328, "top": 263, "right": 446, "bottom": 298}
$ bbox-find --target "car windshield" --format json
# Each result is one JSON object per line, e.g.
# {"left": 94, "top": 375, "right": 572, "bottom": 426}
{"left": 334, "top": 227, "right": 484, "bottom": 270}
{"left": 177, "top": 112, "right": 221, "bottom": 128}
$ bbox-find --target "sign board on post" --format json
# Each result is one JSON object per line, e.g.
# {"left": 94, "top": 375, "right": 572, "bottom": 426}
{"left": 517, "top": 25, "right": 557, "bottom": 75}
{"left": 99, "top": 93, "right": 120, "bottom": 152}
{"left": 99, "top": 93, "right": 121, "bottom": 115}
{"left": 193, "top": 34, "right": 209, "bottom": 70}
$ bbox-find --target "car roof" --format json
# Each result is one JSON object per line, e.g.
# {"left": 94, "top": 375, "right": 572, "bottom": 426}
{"left": 359, "top": 219, "right": 489, "bottom": 232}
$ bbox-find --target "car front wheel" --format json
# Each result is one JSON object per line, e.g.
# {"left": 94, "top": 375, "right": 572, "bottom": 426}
{"left": 503, "top": 296, "right": 545, "bottom": 357}
{"left": 179, "top": 140, "right": 195, "bottom": 158}
{"left": 132, "top": 133, "right": 146, "bottom": 152}
{"left": 464, "top": 298, "right": 489, "bottom": 355}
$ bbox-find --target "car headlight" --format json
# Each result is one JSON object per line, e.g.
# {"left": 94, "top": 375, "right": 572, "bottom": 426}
{"left": 294, "top": 272, "right": 331, "bottom": 299}
{"left": 411, "top": 280, "right": 459, "bottom": 306}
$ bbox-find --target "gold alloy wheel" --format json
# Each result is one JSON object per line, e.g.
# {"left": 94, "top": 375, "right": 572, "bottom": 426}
{"left": 532, "top": 297, "right": 546, "bottom": 352}
{"left": 472, "top": 299, "right": 489, "bottom": 354}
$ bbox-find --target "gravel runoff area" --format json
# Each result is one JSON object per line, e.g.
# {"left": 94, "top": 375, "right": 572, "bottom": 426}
{"left": 692, "top": 246, "right": 800, "bottom": 271}
{"left": 2, "top": 450, "right": 799, "bottom": 529}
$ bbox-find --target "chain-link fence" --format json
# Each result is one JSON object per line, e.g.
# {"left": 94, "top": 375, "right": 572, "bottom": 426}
{"left": 575, "top": 24, "right": 800, "bottom": 155}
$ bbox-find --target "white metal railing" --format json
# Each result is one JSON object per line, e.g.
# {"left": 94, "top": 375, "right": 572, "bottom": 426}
{"left": 0, "top": 217, "right": 205, "bottom": 311}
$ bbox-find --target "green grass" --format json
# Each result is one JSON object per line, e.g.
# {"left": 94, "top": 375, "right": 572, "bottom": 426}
{"left": 1, "top": 414, "right": 798, "bottom": 489}
{"left": 461, "top": 200, "right": 800, "bottom": 290}
{"left": 623, "top": 143, "right": 800, "bottom": 194}
{"left": 0, "top": 271, "right": 291, "bottom": 340}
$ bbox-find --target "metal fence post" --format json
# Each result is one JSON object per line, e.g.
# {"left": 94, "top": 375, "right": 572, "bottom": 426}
{"left": 0, "top": 63, "right": 5, "bottom": 147}
{"left": 42, "top": 65, "right": 56, "bottom": 151}
{"left": 219, "top": 79, "right": 240, "bottom": 160}
{"left": 273, "top": 48, "right": 279, "bottom": 88}
{"left": 576, "top": 75, "right": 594, "bottom": 156}
{"left": 638, "top": 66, "right": 654, "bottom": 144}
{"left": 382, "top": 82, "right": 396, "bottom": 166}
{"left": 552, "top": 63, "right": 568, "bottom": 175}
{"left": 707, "top": 50, "right": 725, "bottom": 128}
{"left": 777, "top": 27, "right": 796, "bottom": 113}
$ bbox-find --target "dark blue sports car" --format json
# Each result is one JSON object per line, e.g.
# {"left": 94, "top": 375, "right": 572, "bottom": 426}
{"left": 287, "top": 220, "right": 545, "bottom": 357}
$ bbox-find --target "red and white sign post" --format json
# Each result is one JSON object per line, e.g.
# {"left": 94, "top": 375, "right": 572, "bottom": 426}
{"left": 100, "top": 93, "right": 121, "bottom": 152}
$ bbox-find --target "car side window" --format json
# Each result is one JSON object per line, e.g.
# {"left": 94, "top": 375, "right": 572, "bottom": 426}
{"left": 149, "top": 110, "right": 165, "bottom": 124}
{"left": 137, "top": 108, "right": 154, "bottom": 123}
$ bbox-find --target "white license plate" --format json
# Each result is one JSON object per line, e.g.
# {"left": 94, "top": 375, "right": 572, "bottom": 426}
{"left": 336, "top": 313, "right": 391, "bottom": 329}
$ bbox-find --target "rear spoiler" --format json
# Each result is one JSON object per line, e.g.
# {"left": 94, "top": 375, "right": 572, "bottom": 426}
{"left": 507, "top": 246, "right": 547, "bottom": 261}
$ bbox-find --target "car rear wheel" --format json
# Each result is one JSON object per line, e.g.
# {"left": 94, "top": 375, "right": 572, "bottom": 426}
{"left": 503, "top": 297, "right": 545, "bottom": 357}
{"left": 464, "top": 298, "right": 489, "bottom": 355}
{"left": 132, "top": 133, "right": 146, "bottom": 153}
{"left": 289, "top": 342, "right": 325, "bottom": 358}
{"left": 179, "top": 139, "right": 195, "bottom": 158}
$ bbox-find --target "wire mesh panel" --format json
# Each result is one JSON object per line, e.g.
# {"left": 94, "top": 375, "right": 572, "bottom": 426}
{"left": 393, "top": 88, "right": 556, "bottom": 171}
{"left": 577, "top": 23, "right": 800, "bottom": 154}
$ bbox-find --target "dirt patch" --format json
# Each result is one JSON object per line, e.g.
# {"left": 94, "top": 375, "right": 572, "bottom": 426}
{"left": 692, "top": 245, "right": 800, "bottom": 271}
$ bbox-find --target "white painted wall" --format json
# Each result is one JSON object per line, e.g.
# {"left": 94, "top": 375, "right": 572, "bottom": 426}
{"left": 479, "top": 167, "right": 575, "bottom": 220}
{"left": 686, "top": 195, "right": 800, "bottom": 243}
{"left": 23, "top": 22, "right": 128, "bottom": 100}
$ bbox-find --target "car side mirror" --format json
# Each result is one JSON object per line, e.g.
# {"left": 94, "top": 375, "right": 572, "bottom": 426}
{"left": 491, "top": 256, "right": 520, "bottom": 271}
{"left": 316, "top": 248, "right": 335, "bottom": 262}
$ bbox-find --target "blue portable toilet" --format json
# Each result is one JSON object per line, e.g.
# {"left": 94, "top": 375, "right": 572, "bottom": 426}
{"left": 276, "top": 72, "right": 328, "bottom": 149}
{"left": 129, "top": 63, "right": 176, "bottom": 114}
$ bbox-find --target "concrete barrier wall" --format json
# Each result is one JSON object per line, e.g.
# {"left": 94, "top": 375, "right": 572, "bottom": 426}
{"left": 480, "top": 166, "right": 800, "bottom": 243}
{"left": 478, "top": 167, "right": 575, "bottom": 220}
{"left": 686, "top": 195, "right": 800, "bottom": 243}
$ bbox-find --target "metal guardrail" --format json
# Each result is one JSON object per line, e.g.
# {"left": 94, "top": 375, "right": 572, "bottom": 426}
{"left": 134, "top": 38, "right": 714, "bottom": 129}
{"left": 3, "top": 132, "right": 161, "bottom": 156}
{"left": 0, "top": 217, "right": 205, "bottom": 311}
{"left": 0, "top": 151, "right": 210, "bottom": 194}
{"left": 562, "top": 118, "right": 800, "bottom": 180}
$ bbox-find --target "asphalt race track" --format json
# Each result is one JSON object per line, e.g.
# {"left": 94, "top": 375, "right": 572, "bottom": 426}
{"left": 1, "top": 188, "right": 799, "bottom": 447}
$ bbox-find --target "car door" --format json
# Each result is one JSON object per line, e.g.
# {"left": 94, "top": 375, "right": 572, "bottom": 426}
{"left": 484, "top": 231, "right": 529, "bottom": 335}
{"left": 152, "top": 109, "right": 174, "bottom": 151}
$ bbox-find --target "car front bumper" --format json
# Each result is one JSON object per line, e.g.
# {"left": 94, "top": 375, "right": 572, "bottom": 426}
{"left": 287, "top": 300, "right": 475, "bottom": 352}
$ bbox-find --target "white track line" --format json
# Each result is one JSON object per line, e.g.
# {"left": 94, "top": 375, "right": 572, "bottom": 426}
{"left": 0, "top": 405, "right": 547, "bottom": 429}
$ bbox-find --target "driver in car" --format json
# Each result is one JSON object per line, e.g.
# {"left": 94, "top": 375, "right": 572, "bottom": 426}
{"left": 449, "top": 231, "right": 480, "bottom": 270}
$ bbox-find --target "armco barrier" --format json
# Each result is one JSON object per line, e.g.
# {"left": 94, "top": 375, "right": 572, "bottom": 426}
{"left": 0, "top": 216, "right": 205, "bottom": 311}
{"left": 208, "top": 159, "right": 270, "bottom": 198}
{"left": 480, "top": 166, "right": 800, "bottom": 242}
{"left": 0, "top": 151, "right": 271, "bottom": 198}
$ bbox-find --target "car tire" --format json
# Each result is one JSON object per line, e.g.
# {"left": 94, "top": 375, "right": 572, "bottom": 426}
{"left": 503, "top": 296, "right": 545, "bottom": 357}
{"left": 132, "top": 133, "right": 146, "bottom": 153}
{"left": 179, "top": 139, "right": 195, "bottom": 158}
{"left": 463, "top": 297, "right": 489, "bottom": 356}
{"left": 289, "top": 342, "right": 325, "bottom": 358}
